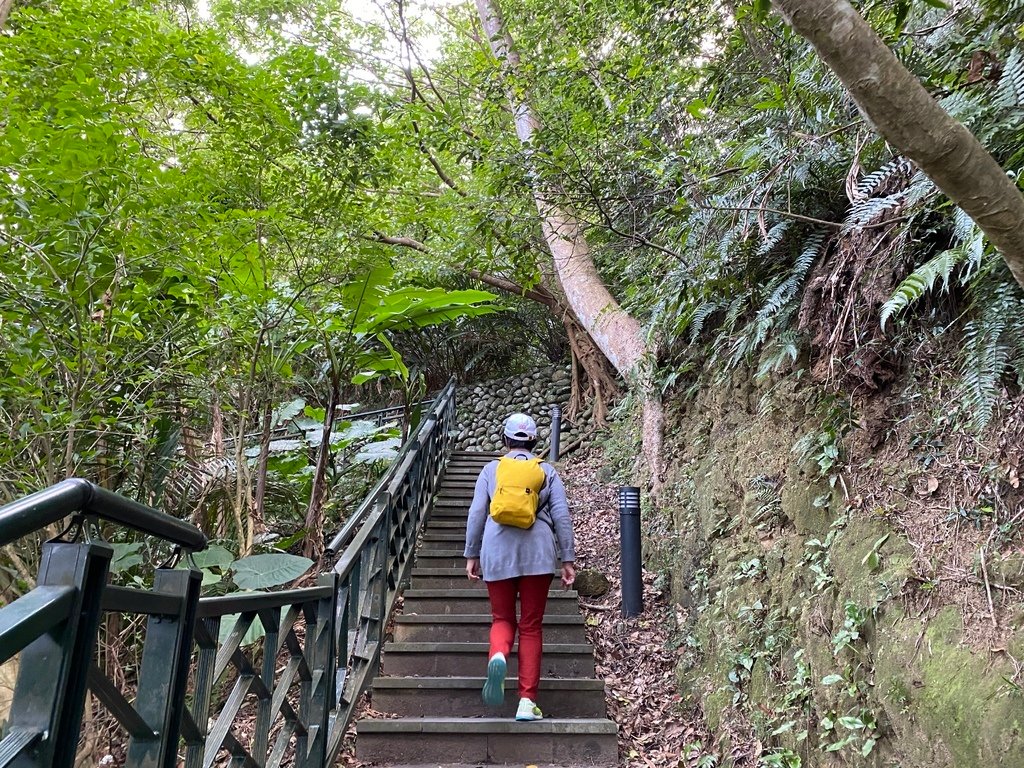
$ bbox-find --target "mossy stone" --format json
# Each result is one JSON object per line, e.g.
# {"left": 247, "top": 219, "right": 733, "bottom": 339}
{"left": 573, "top": 568, "right": 609, "bottom": 597}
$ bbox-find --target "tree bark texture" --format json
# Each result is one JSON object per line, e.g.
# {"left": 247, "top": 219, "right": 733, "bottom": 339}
{"left": 773, "top": 0, "right": 1024, "bottom": 291}
{"left": 0, "top": 0, "right": 13, "bottom": 31}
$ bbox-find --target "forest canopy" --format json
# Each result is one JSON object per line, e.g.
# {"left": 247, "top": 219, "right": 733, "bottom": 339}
{"left": 3, "top": 0, "right": 1024, "bottom": 545}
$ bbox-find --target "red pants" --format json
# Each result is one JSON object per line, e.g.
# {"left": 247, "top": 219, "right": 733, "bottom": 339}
{"left": 486, "top": 574, "right": 553, "bottom": 701}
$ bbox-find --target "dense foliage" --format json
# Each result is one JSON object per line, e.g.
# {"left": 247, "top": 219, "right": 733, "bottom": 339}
{"left": 3, "top": 0, "right": 1024, "bottom": 566}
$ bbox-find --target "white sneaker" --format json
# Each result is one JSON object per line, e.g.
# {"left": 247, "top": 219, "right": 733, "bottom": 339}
{"left": 482, "top": 652, "right": 506, "bottom": 707}
{"left": 515, "top": 697, "right": 543, "bottom": 721}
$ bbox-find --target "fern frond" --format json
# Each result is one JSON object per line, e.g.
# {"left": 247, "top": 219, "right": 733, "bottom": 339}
{"left": 880, "top": 247, "right": 966, "bottom": 330}
{"left": 961, "top": 316, "right": 1010, "bottom": 430}
{"left": 756, "top": 330, "right": 800, "bottom": 379}
{"left": 690, "top": 300, "right": 720, "bottom": 341}
{"left": 959, "top": 280, "right": 1023, "bottom": 429}
{"left": 856, "top": 158, "right": 913, "bottom": 198}
{"left": 996, "top": 47, "right": 1024, "bottom": 108}
{"left": 757, "top": 233, "right": 825, "bottom": 323}
{"left": 757, "top": 221, "right": 790, "bottom": 257}
{"left": 843, "top": 192, "right": 906, "bottom": 231}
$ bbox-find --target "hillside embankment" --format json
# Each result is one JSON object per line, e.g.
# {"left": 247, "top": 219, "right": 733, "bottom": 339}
{"left": 639, "top": 364, "right": 1024, "bottom": 766}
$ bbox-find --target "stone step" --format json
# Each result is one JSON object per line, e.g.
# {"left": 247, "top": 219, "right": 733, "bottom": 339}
{"left": 436, "top": 489, "right": 475, "bottom": 501}
{"left": 416, "top": 539, "right": 464, "bottom": 552}
{"left": 425, "top": 515, "right": 468, "bottom": 526}
{"left": 422, "top": 519, "right": 466, "bottom": 530}
{"left": 428, "top": 507, "right": 470, "bottom": 518}
{"left": 371, "top": 677, "right": 607, "bottom": 718}
{"left": 382, "top": 642, "right": 596, "bottom": 677}
{"left": 416, "top": 542, "right": 465, "bottom": 555}
{"left": 356, "top": 717, "right": 617, "bottom": 766}
{"left": 393, "top": 614, "right": 587, "bottom": 643}
{"left": 443, "top": 462, "right": 491, "bottom": 471}
{"left": 402, "top": 589, "right": 579, "bottom": 615}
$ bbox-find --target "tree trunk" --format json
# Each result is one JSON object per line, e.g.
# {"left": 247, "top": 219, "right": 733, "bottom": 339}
{"left": 773, "top": 0, "right": 1024, "bottom": 291}
{"left": 474, "top": 0, "right": 664, "bottom": 486}
{"left": 252, "top": 400, "right": 273, "bottom": 542}
{"left": 303, "top": 374, "right": 340, "bottom": 560}
{"left": 0, "top": 0, "right": 14, "bottom": 31}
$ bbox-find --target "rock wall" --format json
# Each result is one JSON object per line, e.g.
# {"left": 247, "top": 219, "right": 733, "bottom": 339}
{"left": 455, "top": 365, "right": 593, "bottom": 453}
{"left": 639, "top": 368, "right": 1024, "bottom": 767}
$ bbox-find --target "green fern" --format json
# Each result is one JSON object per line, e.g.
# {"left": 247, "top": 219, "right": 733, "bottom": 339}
{"left": 757, "top": 233, "right": 824, "bottom": 323}
{"left": 880, "top": 208, "right": 982, "bottom": 330}
{"left": 690, "top": 300, "right": 720, "bottom": 341}
{"left": 880, "top": 247, "right": 965, "bottom": 330}
{"left": 995, "top": 47, "right": 1024, "bottom": 108}
{"left": 856, "top": 158, "right": 913, "bottom": 199}
{"left": 959, "top": 278, "right": 1024, "bottom": 429}
{"left": 843, "top": 193, "right": 907, "bottom": 230}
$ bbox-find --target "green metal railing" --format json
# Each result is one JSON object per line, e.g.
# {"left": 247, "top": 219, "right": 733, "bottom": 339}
{"left": 0, "top": 378, "right": 456, "bottom": 768}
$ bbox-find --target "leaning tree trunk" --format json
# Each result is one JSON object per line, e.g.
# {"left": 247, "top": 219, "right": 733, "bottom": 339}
{"left": 474, "top": 0, "right": 664, "bottom": 487}
{"left": 773, "top": 0, "right": 1024, "bottom": 291}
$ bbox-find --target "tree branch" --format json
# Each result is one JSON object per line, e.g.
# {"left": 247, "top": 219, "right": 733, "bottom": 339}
{"left": 370, "top": 231, "right": 430, "bottom": 253}
{"left": 467, "top": 269, "right": 556, "bottom": 307}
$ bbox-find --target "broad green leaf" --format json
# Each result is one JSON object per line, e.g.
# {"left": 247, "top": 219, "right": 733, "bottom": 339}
{"left": 231, "top": 553, "right": 313, "bottom": 589}
{"left": 190, "top": 545, "right": 235, "bottom": 571}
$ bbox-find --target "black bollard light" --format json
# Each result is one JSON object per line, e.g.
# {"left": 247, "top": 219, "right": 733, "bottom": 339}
{"left": 619, "top": 486, "right": 643, "bottom": 617}
{"left": 549, "top": 405, "right": 562, "bottom": 462}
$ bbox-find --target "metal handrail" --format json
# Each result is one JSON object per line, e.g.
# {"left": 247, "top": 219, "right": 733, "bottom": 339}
{"left": 0, "top": 478, "right": 207, "bottom": 551}
{"left": 325, "top": 380, "right": 454, "bottom": 556}
{"left": 0, "top": 376, "right": 456, "bottom": 768}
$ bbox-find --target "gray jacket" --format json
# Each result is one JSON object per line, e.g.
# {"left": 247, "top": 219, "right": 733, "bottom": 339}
{"left": 463, "top": 449, "right": 576, "bottom": 582}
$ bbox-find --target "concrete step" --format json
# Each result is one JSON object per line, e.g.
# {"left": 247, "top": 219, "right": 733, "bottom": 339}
{"left": 371, "top": 677, "right": 607, "bottom": 717}
{"left": 416, "top": 550, "right": 474, "bottom": 568}
{"left": 356, "top": 717, "right": 617, "bottom": 765}
{"left": 393, "top": 614, "right": 587, "bottom": 643}
{"left": 403, "top": 589, "right": 579, "bottom": 615}
{"left": 425, "top": 515, "right": 468, "bottom": 526}
{"left": 419, "top": 530, "right": 465, "bottom": 542}
{"left": 409, "top": 568, "right": 485, "bottom": 589}
{"left": 416, "top": 539, "right": 465, "bottom": 553}
{"left": 382, "top": 642, "right": 596, "bottom": 677}
{"left": 428, "top": 508, "right": 469, "bottom": 519}
{"left": 444, "top": 464, "right": 493, "bottom": 474}
{"left": 432, "top": 495, "right": 472, "bottom": 506}
{"left": 422, "top": 519, "right": 466, "bottom": 530}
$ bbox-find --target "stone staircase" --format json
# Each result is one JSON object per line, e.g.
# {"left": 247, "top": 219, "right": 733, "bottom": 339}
{"left": 356, "top": 451, "right": 618, "bottom": 766}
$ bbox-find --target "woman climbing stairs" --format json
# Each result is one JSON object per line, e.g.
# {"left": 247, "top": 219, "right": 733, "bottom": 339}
{"left": 355, "top": 450, "right": 618, "bottom": 765}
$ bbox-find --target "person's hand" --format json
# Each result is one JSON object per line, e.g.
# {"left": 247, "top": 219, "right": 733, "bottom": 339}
{"left": 466, "top": 558, "right": 481, "bottom": 581}
{"left": 560, "top": 561, "right": 576, "bottom": 589}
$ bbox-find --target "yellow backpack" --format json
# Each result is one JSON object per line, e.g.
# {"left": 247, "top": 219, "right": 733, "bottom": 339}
{"left": 489, "top": 456, "right": 546, "bottom": 528}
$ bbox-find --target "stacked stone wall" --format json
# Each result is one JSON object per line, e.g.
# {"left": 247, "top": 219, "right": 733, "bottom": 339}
{"left": 454, "top": 365, "right": 594, "bottom": 453}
